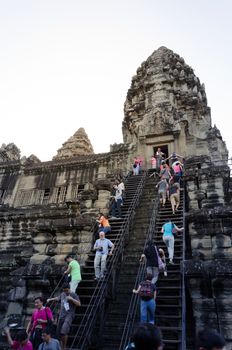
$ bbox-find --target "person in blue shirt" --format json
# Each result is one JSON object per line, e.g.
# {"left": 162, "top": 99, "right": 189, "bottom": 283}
{"left": 161, "top": 219, "right": 183, "bottom": 264}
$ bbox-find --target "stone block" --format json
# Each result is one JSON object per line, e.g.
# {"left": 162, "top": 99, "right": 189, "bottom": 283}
{"left": 56, "top": 232, "right": 79, "bottom": 244}
{"left": 79, "top": 231, "right": 92, "bottom": 243}
{"left": 84, "top": 200, "right": 93, "bottom": 209}
{"left": 212, "top": 234, "right": 231, "bottom": 249}
{"left": 6, "top": 302, "right": 23, "bottom": 316}
{"left": 93, "top": 200, "right": 108, "bottom": 209}
{"left": 187, "top": 181, "right": 196, "bottom": 191}
{"left": 191, "top": 237, "right": 212, "bottom": 249}
{"left": 98, "top": 190, "right": 111, "bottom": 199}
{"left": 77, "top": 243, "right": 92, "bottom": 254}
{"left": 212, "top": 247, "right": 232, "bottom": 259}
{"left": 30, "top": 254, "right": 48, "bottom": 264}
{"left": 8, "top": 286, "right": 27, "bottom": 301}
{"left": 189, "top": 200, "right": 199, "bottom": 210}
{"left": 52, "top": 254, "right": 67, "bottom": 265}
{"left": 32, "top": 233, "right": 53, "bottom": 244}
{"left": 59, "top": 244, "right": 78, "bottom": 254}
{"left": 33, "top": 244, "right": 47, "bottom": 254}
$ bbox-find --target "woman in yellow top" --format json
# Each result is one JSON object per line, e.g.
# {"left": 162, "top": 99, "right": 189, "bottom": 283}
{"left": 96, "top": 213, "right": 111, "bottom": 234}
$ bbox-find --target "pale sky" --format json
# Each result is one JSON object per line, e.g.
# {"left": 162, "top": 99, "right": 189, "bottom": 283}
{"left": 0, "top": 0, "right": 231, "bottom": 161}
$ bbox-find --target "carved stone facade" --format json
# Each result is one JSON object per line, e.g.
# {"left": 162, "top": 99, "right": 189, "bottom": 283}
{"left": 53, "top": 127, "right": 94, "bottom": 160}
{"left": 123, "top": 46, "right": 228, "bottom": 169}
{"left": 0, "top": 46, "right": 231, "bottom": 348}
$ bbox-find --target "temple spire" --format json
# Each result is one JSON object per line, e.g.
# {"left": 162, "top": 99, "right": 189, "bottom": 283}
{"left": 53, "top": 127, "right": 94, "bottom": 160}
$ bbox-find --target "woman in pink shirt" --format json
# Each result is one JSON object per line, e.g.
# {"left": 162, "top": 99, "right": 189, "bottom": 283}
{"left": 4, "top": 327, "right": 33, "bottom": 350}
{"left": 26, "top": 296, "right": 53, "bottom": 350}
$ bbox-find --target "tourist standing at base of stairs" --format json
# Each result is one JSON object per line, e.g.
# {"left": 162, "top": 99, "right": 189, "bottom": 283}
{"left": 196, "top": 329, "right": 226, "bottom": 350}
{"left": 124, "top": 323, "right": 163, "bottom": 350}
{"left": 161, "top": 219, "right": 183, "bottom": 264}
{"left": 47, "top": 284, "right": 81, "bottom": 350}
{"left": 133, "top": 274, "right": 157, "bottom": 325}
{"left": 140, "top": 241, "right": 160, "bottom": 284}
{"left": 93, "top": 231, "right": 114, "bottom": 280}
{"left": 64, "top": 255, "right": 82, "bottom": 294}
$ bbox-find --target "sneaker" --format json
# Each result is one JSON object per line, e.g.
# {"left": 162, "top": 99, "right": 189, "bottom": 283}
{"left": 169, "top": 260, "right": 174, "bottom": 265}
{"left": 94, "top": 277, "right": 99, "bottom": 281}
{"left": 164, "top": 271, "right": 168, "bottom": 277}
{"left": 109, "top": 216, "right": 117, "bottom": 220}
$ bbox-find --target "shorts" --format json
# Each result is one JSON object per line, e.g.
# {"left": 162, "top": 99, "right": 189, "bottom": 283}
{"left": 69, "top": 280, "right": 80, "bottom": 293}
{"left": 170, "top": 193, "right": 179, "bottom": 206}
{"left": 57, "top": 313, "right": 74, "bottom": 336}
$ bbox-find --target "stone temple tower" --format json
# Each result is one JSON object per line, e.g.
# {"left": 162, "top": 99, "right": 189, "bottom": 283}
{"left": 53, "top": 127, "right": 94, "bottom": 160}
{"left": 122, "top": 46, "right": 228, "bottom": 166}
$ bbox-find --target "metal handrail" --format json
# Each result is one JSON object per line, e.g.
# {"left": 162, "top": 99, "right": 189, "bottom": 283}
{"left": 69, "top": 171, "right": 147, "bottom": 350}
{"left": 119, "top": 182, "right": 159, "bottom": 350}
{"left": 180, "top": 181, "right": 186, "bottom": 350}
{"left": 45, "top": 219, "right": 98, "bottom": 315}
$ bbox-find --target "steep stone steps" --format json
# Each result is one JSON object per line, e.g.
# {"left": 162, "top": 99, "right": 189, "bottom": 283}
{"left": 66, "top": 173, "right": 148, "bottom": 349}
{"left": 99, "top": 176, "right": 159, "bottom": 350}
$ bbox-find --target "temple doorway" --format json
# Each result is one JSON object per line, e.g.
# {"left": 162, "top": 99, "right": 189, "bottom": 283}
{"left": 153, "top": 144, "right": 169, "bottom": 163}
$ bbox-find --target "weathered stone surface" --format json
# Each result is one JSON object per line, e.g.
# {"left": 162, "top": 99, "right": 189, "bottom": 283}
{"left": 53, "top": 127, "right": 94, "bottom": 160}
{"left": 0, "top": 143, "right": 21, "bottom": 161}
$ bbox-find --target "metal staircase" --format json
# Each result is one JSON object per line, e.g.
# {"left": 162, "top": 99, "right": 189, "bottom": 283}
{"left": 120, "top": 179, "right": 186, "bottom": 350}
{"left": 67, "top": 172, "right": 147, "bottom": 349}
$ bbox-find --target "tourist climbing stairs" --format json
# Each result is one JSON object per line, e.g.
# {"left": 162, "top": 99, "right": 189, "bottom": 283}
{"left": 98, "top": 175, "right": 159, "bottom": 350}
{"left": 120, "top": 181, "right": 185, "bottom": 350}
{"left": 154, "top": 188, "right": 185, "bottom": 349}
{"left": 66, "top": 172, "right": 148, "bottom": 349}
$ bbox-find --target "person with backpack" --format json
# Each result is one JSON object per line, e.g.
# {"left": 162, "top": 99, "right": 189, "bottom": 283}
{"left": 161, "top": 218, "right": 183, "bottom": 264}
{"left": 133, "top": 274, "right": 157, "bottom": 324}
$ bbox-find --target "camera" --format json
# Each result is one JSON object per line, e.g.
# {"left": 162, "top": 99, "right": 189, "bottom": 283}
{"left": 98, "top": 246, "right": 103, "bottom": 252}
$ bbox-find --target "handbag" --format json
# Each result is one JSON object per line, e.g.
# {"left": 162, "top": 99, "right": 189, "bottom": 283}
{"left": 155, "top": 246, "right": 165, "bottom": 272}
{"left": 45, "top": 307, "right": 56, "bottom": 336}
{"left": 30, "top": 327, "right": 43, "bottom": 350}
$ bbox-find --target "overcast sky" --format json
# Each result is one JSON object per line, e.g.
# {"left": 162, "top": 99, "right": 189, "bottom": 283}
{"left": 0, "top": 0, "right": 231, "bottom": 161}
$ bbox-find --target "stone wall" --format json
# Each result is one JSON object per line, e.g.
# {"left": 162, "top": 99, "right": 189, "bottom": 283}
{"left": 0, "top": 149, "right": 129, "bottom": 330}
{"left": 185, "top": 157, "right": 232, "bottom": 348}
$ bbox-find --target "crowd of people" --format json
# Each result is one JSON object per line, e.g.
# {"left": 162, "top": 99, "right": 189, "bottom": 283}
{"left": 125, "top": 324, "right": 226, "bottom": 350}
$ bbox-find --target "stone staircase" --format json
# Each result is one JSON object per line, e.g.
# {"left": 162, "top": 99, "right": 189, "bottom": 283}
{"left": 153, "top": 188, "right": 184, "bottom": 349}
{"left": 66, "top": 173, "right": 147, "bottom": 349}
{"left": 96, "top": 176, "right": 158, "bottom": 349}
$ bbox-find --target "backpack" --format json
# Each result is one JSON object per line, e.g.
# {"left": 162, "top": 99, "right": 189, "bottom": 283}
{"left": 139, "top": 281, "right": 154, "bottom": 301}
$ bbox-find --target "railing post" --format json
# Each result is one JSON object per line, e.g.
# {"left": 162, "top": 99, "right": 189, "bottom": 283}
{"left": 112, "top": 267, "right": 117, "bottom": 300}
